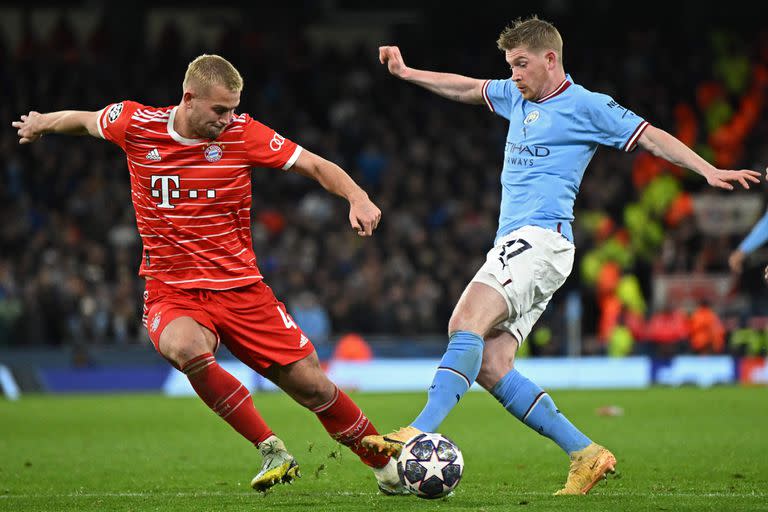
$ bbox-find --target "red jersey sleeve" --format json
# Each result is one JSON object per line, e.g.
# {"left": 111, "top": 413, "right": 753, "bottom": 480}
{"left": 242, "top": 115, "right": 303, "bottom": 170}
{"left": 96, "top": 100, "right": 143, "bottom": 150}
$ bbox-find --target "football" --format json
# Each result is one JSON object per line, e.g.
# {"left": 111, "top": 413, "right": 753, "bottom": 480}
{"left": 396, "top": 433, "right": 464, "bottom": 499}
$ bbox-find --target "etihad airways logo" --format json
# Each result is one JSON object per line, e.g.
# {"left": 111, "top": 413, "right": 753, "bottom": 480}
{"left": 505, "top": 142, "right": 551, "bottom": 157}
{"left": 504, "top": 141, "right": 551, "bottom": 167}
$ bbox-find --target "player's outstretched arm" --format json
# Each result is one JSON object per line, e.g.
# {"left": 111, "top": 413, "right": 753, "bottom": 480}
{"left": 637, "top": 125, "right": 760, "bottom": 190}
{"left": 379, "top": 45, "right": 486, "bottom": 105}
{"left": 290, "top": 149, "right": 381, "bottom": 237}
{"left": 11, "top": 110, "right": 101, "bottom": 144}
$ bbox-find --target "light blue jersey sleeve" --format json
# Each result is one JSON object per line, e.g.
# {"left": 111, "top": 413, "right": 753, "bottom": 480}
{"left": 580, "top": 91, "right": 649, "bottom": 152}
{"left": 739, "top": 209, "right": 768, "bottom": 253}
{"left": 481, "top": 79, "right": 521, "bottom": 120}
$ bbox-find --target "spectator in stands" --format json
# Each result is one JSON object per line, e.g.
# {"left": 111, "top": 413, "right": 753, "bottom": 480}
{"left": 645, "top": 304, "right": 690, "bottom": 357}
{"left": 689, "top": 300, "right": 726, "bottom": 354}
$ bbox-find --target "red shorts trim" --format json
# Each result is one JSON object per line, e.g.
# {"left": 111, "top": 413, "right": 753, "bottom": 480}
{"left": 143, "top": 279, "right": 315, "bottom": 371}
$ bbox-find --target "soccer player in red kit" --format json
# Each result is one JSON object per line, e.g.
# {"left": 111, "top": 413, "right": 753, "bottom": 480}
{"left": 12, "top": 54, "right": 406, "bottom": 495}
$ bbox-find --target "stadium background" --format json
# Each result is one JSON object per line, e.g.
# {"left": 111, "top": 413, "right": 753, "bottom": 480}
{"left": 1, "top": 1, "right": 767, "bottom": 380}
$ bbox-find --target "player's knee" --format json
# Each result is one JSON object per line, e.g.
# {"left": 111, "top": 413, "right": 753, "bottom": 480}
{"left": 158, "top": 323, "right": 215, "bottom": 368}
{"left": 448, "top": 309, "right": 480, "bottom": 336}
{"left": 448, "top": 304, "right": 503, "bottom": 338}
{"left": 293, "top": 378, "right": 335, "bottom": 410}
{"left": 162, "top": 339, "right": 210, "bottom": 368}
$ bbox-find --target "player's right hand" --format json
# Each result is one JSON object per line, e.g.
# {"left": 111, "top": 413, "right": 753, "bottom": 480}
{"left": 379, "top": 46, "right": 409, "bottom": 79}
{"left": 11, "top": 111, "right": 44, "bottom": 144}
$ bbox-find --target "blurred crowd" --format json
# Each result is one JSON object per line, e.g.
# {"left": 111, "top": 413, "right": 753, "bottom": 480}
{"left": 1, "top": 7, "right": 767, "bottom": 357}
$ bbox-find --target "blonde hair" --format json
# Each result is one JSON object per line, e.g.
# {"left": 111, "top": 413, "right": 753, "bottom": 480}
{"left": 183, "top": 54, "right": 243, "bottom": 95}
{"left": 497, "top": 15, "right": 563, "bottom": 64}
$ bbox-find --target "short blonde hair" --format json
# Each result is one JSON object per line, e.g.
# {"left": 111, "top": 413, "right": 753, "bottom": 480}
{"left": 497, "top": 15, "right": 563, "bottom": 64}
{"left": 183, "top": 54, "right": 243, "bottom": 94}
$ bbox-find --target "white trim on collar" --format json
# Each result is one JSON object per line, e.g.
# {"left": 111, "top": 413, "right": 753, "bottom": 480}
{"left": 167, "top": 106, "right": 204, "bottom": 145}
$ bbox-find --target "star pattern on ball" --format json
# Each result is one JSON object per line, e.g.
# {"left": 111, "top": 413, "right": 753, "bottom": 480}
{"left": 420, "top": 450, "right": 448, "bottom": 484}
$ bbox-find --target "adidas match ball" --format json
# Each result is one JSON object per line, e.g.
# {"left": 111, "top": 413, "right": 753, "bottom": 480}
{"left": 396, "top": 433, "right": 464, "bottom": 499}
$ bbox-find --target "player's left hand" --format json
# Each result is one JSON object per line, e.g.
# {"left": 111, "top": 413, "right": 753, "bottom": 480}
{"left": 349, "top": 196, "right": 381, "bottom": 237}
{"left": 706, "top": 168, "right": 760, "bottom": 190}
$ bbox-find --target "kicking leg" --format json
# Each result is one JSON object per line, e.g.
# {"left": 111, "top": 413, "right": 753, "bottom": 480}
{"left": 157, "top": 316, "right": 298, "bottom": 491}
{"left": 476, "top": 328, "right": 615, "bottom": 495}
{"left": 270, "top": 351, "right": 407, "bottom": 495}
{"left": 362, "top": 282, "right": 507, "bottom": 456}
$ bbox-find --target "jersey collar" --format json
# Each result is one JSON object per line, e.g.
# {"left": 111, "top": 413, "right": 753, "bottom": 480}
{"left": 534, "top": 75, "right": 572, "bottom": 103}
{"left": 167, "top": 106, "right": 204, "bottom": 145}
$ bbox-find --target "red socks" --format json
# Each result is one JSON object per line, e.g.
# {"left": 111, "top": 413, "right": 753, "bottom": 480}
{"left": 312, "top": 386, "right": 390, "bottom": 468}
{"left": 181, "top": 353, "right": 273, "bottom": 446}
{"left": 182, "top": 354, "right": 389, "bottom": 469}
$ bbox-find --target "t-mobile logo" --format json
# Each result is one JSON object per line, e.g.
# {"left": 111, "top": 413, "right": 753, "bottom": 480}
{"left": 151, "top": 175, "right": 180, "bottom": 209}
{"left": 150, "top": 175, "right": 218, "bottom": 209}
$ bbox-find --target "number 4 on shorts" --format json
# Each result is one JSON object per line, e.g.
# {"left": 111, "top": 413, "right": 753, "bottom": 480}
{"left": 277, "top": 305, "right": 298, "bottom": 329}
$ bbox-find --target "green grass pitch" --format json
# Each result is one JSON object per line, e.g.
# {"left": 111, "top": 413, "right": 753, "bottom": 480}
{"left": 1, "top": 387, "right": 766, "bottom": 511}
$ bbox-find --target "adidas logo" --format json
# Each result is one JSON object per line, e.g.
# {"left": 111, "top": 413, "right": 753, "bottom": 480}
{"left": 146, "top": 148, "right": 161, "bottom": 161}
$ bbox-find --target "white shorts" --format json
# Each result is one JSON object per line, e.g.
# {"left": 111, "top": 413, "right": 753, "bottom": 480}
{"left": 471, "top": 225, "right": 574, "bottom": 344}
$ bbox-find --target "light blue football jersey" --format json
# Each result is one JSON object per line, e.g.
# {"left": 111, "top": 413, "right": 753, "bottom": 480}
{"left": 481, "top": 75, "right": 648, "bottom": 244}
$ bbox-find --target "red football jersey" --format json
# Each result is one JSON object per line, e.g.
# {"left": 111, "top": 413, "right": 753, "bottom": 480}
{"left": 97, "top": 100, "right": 302, "bottom": 290}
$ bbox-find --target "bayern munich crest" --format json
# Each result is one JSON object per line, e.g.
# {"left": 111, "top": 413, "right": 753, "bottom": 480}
{"left": 204, "top": 144, "right": 223, "bottom": 162}
{"left": 150, "top": 313, "right": 162, "bottom": 333}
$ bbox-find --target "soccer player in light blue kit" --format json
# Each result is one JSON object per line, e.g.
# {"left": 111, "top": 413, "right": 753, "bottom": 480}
{"left": 362, "top": 16, "right": 760, "bottom": 494}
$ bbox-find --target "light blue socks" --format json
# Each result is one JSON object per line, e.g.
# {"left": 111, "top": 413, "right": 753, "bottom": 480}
{"left": 411, "top": 331, "right": 484, "bottom": 432}
{"left": 491, "top": 369, "right": 591, "bottom": 454}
